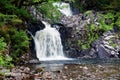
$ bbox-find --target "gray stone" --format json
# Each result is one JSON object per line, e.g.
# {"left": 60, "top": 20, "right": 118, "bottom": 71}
{"left": 104, "top": 35, "right": 115, "bottom": 40}
{"left": 97, "top": 44, "right": 111, "bottom": 58}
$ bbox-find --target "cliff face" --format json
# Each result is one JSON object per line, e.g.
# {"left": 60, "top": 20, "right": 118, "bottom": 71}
{"left": 60, "top": 11, "right": 120, "bottom": 58}
{"left": 26, "top": 5, "right": 120, "bottom": 59}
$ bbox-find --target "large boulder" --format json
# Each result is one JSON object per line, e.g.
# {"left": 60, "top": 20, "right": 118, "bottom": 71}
{"left": 90, "top": 31, "right": 120, "bottom": 58}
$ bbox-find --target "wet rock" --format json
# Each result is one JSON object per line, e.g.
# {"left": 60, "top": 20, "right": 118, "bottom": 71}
{"left": 0, "top": 74, "right": 4, "bottom": 80}
{"left": 42, "top": 72, "right": 53, "bottom": 79}
{"left": 35, "top": 68, "right": 44, "bottom": 73}
{"left": 29, "top": 59, "right": 39, "bottom": 64}
{"left": 64, "top": 66, "right": 68, "bottom": 69}
{"left": 97, "top": 44, "right": 112, "bottom": 58}
{"left": 63, "top": 75, "right": 67, "bottom": 79}
{"left": 0, "top": 68, "right": 10, "bottom": 73}
{"left": 65, "top": 48, "right": 80, "bottom": 58}
{"left": 34, "top": 73, "right": 42, "bottom": 79}
{"left": 3, "top": 66, "right": 31, "bottom": 80}
{"left": 104, "top": 35, "right": 115, "bottom": 40}
{"left": 83, "top": 66, "right": 88, "bottom": 70}
{"left": 24, "top": 67, "right": 30, "bottom": 73}
{"left": 89, "top": 48, "right": 98, "bottom": 58}
{"left": 91, "top": 31, "right": 120, "bottom": 58}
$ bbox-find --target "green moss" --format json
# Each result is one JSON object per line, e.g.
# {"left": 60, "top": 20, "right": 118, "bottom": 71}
{"left": 78, "top": 11, "right": 118, "bottom": 50}
{"left": 84, "top": 10, "right": 93, "bottom": 16}
{"left": 104, "top": 12, "right": 114, "bottom": 20}
{"left": 81, "top": 45, "right": 88, "bottom": 50}
{"left": 110, "top": 43, "right": 118, "bottom": 48}
{"left": 77, "top": 24, "right": 99, "bottom": 50}
{"left": 98, "top": 12, "right": 115, "bottom": 31}
{"left": 115, "top": 16, "right": 120, "bottom": 26}
{"left": 109, "top": 38, "right": 119, "bottom": 48}
{"left": 11, "top": 19, "right": 22, "bottom": 24}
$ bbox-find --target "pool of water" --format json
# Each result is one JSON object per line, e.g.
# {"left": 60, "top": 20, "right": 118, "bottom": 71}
{"left": 29, "top": 58, "right": 120, "bottom": 79}
{"left": 30, "top": 58, "right": 120, "bottom": 71}
{"left": 39, "top": 58, "right": 120, "bottom": 64}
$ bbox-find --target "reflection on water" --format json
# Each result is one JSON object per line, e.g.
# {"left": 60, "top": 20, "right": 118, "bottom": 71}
{"left": 31, "top": 63, "right": 64, "bottom": 71}
{"left": 29, "top": 58, "right": 120, "bottom": 79}
{"left": 30, "top": 58, "right": 120, "bottom": 71}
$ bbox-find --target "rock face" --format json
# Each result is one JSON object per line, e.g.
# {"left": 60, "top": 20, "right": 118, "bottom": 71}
{"left": 90, "top": 31, "right": 120, "bottom": 58}
{"left": 27, "top": 7, "right": 120, "bottom": 59}
{"left": 60, "top": 11, "right": 120, "bottom": 58}
{"left": 27, "top": 21, "right": 45, "bottom": 59}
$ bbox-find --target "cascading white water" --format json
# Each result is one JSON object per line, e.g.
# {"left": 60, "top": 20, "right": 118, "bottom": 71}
{"left": 53, "top": 2, "right": 73, "bottom": 16}
{"left": 34, "top": 21, "right": 66, "bottom": 61}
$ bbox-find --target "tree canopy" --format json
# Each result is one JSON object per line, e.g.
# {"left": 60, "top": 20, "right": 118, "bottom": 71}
{"left": 0, "top": 0, "right": 120, "bottom": 20}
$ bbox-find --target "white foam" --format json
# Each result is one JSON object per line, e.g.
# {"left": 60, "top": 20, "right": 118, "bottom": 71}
{"left": 39, "top": 56, "right": 72, "bottom": 61}
{"left": 33, "top": 21, "right": 66, "bottom": 61}
{"left": 53, "top": 2, "right": 73, "bottom": 16}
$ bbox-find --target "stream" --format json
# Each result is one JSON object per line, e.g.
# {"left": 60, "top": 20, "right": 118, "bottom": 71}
{"left": 1, "top": 58, "right": 120, "bottom": 80}
{"left": 28, "top": 58, "right": 120, "bottom": 80}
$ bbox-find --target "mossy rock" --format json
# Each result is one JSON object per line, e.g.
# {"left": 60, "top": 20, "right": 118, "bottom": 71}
{"left": 84, "top": 10, "right": 93, "bottom": 16}
{"left": 115, "top": 16, "right": 120, "bottom": 26}
{"left": 104, "top": 13, "right": 114, "bottom": 20}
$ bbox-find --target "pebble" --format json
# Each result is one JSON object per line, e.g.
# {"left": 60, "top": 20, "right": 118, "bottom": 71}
{"left": 35, "top": 68, "right": 44, "bottom": 73}
{"left": 83, "top": 66, "right": 88, "bottom": 70}
{"left": 64, "top": 66, "right": 68, "bottom": 69}
{"left": 1, "top": 64, "right": 120, "bottom": 80}
{"left": 24, "top": 67, "right": 30, "bottom": 73}
{"left": 70, "top": 78, "right": 73, "bottom": 80}
{"left": 79, "top": 66, "right": 83, "bottom": 68}
{"left": 42, "top": 72, "right": 53, "bottom": 79}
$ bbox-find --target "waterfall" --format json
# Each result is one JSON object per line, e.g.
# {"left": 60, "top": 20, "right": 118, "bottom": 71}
{"left": 53, "top": 2, "right": 73, "bottom": 16}
{"left": 34, "top": 21, "right": 66, "bottom": 61}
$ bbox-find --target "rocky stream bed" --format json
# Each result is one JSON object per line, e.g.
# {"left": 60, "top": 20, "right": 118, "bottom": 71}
{"left": 0, "top": 59, "right": 120, "bottom": 80}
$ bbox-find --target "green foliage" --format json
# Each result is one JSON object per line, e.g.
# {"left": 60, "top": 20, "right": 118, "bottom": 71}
{"left": 115, "top": 17, "right": 120, "bottom": 26}
{"left": 0, "top": 54, "right": 13, "bottom": 67}
{"left": 0, "top": 26, "right": 30, "bottom": 64}
{"left": 0, "top": 0, "right": 31, "bottom": 20}
{"left": 71, "top": 0, "right": 120, "bottom": 12}
{"left": 0, "top": 38, "right": 13, "bottom": 67}
{"left": 115, "top": 12, "right": 120, "bottom": 27}
{"left": 104, "top": 12, "right": 114, "bottom": 20}
{"left": 0, "top": 38, "right": 6, "bottom": 52}
{"left": 98, "top": 12, "right": 114, "bottom": 31}
{"left": 38, "top": 1, "right": 62, "bottom": 23}
{"left": 0, "top": 13, "right": 22, "bottom": 24}
{"left": 80, "top": 24, "right": 99, "bottom": 50}
{"left": 15, "top": 8, "right": 31, "bottom": 20}
{"left": 11, "top": 29, "right": 29, "bottom": 58}
{"left": 76, "top": 11, "right": 120, "bottom": 50}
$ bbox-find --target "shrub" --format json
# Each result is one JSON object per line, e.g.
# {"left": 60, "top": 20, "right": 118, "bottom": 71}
{"left": 0, "top": 38, "right": 13, "bottom": 67}
{"left": 0, "top": 26, "right": 30, "bottom": 64}
{"left": 37, "top": 1, "right": 62, "bottom": 23}
{"left": 10, "top": 29, "right": 30, "bottom": 59}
